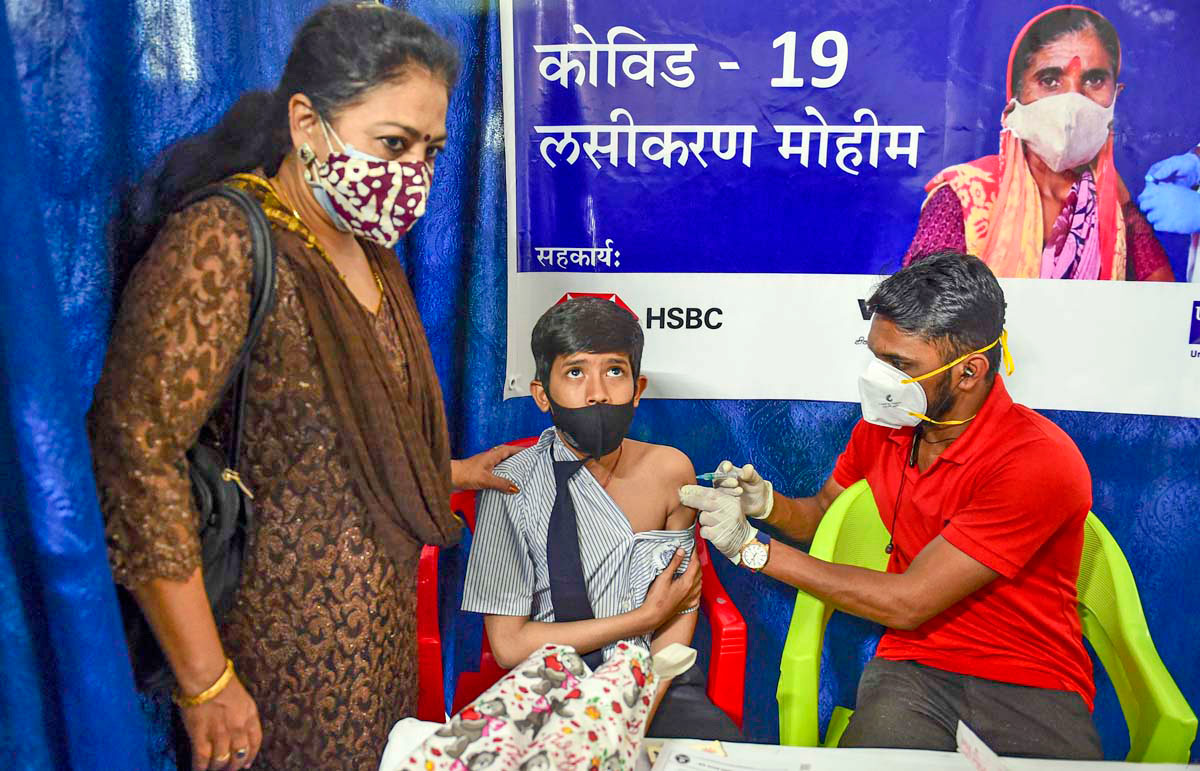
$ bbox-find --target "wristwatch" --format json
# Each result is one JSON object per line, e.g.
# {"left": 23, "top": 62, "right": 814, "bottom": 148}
{"left": 739, "top": 529, "right": 771, "bottom": 572}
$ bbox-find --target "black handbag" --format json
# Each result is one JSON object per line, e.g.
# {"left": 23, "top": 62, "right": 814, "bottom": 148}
{"left": 118, "top": 183, "right": 276, "bottom": 695}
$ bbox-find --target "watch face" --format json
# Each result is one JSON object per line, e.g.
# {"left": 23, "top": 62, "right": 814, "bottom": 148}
{"left": 742, "top": 542, "right": 768, "bottom": 570}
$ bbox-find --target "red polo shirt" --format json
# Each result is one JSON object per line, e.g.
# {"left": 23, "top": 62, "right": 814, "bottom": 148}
{"left": 832, "top": 376, "right": 1095, "bottom": 708}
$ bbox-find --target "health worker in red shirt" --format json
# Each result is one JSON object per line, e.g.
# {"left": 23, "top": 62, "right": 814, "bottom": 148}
{"left": 680, "top": 250, "right": 1101, "bottom": 760}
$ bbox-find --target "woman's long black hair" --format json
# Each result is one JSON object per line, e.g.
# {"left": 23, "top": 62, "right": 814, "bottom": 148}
{"left": 112, "top": 1, "right": 459, "bottom": 300}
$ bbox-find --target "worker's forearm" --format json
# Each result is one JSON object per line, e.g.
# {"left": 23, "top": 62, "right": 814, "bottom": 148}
{"left": 765, "top": 490, "right": 825, "bottom": 543}
{"left": 130, "top": 568, "right": 228, "bottom": 693}
{"left": 761, "top": 540, "right": 920, "bottom": 629}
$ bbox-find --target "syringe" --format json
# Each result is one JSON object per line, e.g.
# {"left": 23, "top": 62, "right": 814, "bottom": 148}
{"left": 696, "top": 471, "right": 740, "bottom": 482}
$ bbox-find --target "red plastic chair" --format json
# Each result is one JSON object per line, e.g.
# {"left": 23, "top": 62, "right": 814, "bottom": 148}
{"left": 415, "top": 541, "right": 446, "bottom": 721}
{"left": 416, "top": 437, "right": 748, "bottom": 728}
{"left": 415, "top": 439, "right": 535, "bottom": 722}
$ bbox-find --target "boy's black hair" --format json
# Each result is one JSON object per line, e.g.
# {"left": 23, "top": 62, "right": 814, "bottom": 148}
{"left": 868, "top": 251, "right": 1006, "bottom": 376}
{"left": 532, "top": 298, "right": 644, "bottom": 385}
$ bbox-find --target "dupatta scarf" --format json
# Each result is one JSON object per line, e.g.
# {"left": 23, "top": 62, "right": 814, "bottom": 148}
{"left": 227, "top": 173, "right": 459, "bottom": 565}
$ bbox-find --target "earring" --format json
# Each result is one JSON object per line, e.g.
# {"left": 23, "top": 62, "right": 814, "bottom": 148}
{"left": 297, "top": 143, "right": 316, "bottom": 182}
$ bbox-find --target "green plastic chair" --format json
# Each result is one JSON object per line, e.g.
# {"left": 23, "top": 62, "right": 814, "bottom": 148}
{"left": 776, "top": 479, "right": 1198, "bottom": 762}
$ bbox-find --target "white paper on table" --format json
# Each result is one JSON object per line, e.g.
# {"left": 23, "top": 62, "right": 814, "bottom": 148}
{"left": 649, "top": 740, "right": 811, "bottom": 771}
{"left": 956, "top": 721, "right": 1013, "bottom": 771}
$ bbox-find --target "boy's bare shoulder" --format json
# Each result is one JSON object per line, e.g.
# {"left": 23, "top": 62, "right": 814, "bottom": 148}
{"left": 624, "top": 440, "right": 696, "bottom": 486}
{"left": 622, "top": 440, "right": 696, "bottom": 530}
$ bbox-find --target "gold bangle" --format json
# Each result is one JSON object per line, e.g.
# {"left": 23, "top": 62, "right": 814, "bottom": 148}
{"left": 173, "top": 658, "right": 235, "bottom": 708}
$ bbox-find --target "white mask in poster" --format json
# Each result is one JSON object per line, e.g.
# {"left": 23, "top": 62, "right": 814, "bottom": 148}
{"left": 1003, "top": 92, "right": 1116, "bottom": 173}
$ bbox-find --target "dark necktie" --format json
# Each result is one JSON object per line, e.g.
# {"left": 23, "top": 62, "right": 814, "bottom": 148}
{"left": 546, "top": 457, "right": 604, "bottom": 669}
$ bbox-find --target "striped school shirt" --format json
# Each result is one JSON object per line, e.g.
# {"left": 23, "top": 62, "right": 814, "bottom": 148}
{"left": 461, "top": 427, "right": 694, "bottom": 661}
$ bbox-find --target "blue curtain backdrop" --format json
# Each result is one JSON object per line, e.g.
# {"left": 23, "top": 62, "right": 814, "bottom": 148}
{"left": 0, "top": 1, "right": 1196, "bottom": 768}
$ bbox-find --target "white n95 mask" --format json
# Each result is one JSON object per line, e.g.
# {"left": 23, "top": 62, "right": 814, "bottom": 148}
{"left": 1003, "top": 92, "right": 1115, "bottom": 173}
{"left": 858, "top": 357, "right": 929, "bottom": 429}
{"left": 857, "top": 332, "right": 1014, "bottom": 429}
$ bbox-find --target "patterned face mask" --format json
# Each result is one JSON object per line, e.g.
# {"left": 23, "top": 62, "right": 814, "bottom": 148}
{"left": 303, "top": 118, "right": 431, "bottom": 247}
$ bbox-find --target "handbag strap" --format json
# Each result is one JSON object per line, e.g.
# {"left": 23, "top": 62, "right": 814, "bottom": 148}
{"left": 177, "top": 184, "right": 277, "bottom": 472}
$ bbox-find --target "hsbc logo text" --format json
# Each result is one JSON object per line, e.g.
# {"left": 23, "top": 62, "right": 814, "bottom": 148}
{"left": 645, "top": 307, "right": 724, "bottom": 330}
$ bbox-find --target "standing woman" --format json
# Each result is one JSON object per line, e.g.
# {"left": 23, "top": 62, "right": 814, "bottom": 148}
{"left": 89, "top": 4, "right": 516, "bottom": 770}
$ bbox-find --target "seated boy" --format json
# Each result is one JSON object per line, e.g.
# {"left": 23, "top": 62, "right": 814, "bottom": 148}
{"left": 462, "top": 297, "right": 741, "bottom": 740}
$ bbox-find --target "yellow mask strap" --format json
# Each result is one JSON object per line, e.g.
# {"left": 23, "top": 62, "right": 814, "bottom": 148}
{"left": 900, "top": 330, "right": 1013, "bottom": 385}
{"left": 906, "top": 410, "right": 976, "bottom": 426}
{"left": 900, "top": 330, "right": 1014, "bottom": 426}
{"left": 998, "top": 329, "right": 1015, "bottom": 376}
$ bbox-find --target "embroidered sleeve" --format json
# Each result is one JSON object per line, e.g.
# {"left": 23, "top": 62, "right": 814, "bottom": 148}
{"left": 1123, "top": 201, "right": 1174, "bottom": 281}
{"left": 88, "top": 197, "right": 252, "bottom": 586}
{"left": 903, "top": 185, "right": 968, "bottom": 267}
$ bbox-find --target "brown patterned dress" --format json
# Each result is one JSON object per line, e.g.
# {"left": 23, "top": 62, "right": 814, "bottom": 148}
{"left": 89, "top": 184, "right": 432, "bottom": 769}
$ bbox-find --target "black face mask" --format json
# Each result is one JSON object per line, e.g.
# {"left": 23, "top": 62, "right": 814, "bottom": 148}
{"left": 546, "top": 394, "right": 635, "bottom": 459}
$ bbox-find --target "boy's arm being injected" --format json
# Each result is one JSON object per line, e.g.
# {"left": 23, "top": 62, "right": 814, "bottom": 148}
{"left": 644, "top": 455, "right": 701, "bottom": 722}
{"left": 651, "top": 483, "right": 701, "bottom": 658}
{"left": 645, "top": 565, "right": 699, "bottom": 726}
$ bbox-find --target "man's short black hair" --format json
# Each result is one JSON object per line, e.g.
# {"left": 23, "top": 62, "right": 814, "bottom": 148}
{"left": 532, "top": 298, "right": 644, "bottom": 385}
{"left": 868, "top": 251, "right": 1006, "bottom": 375}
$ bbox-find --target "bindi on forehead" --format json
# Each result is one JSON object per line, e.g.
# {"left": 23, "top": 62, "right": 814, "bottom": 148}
{"left": 1027, "top": 30, "right": 1113, "bottom": 73}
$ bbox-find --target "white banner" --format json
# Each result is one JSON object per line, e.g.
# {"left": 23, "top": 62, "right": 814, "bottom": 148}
{"left": 503, "top": 271, "right": 1200, "bottom": 419}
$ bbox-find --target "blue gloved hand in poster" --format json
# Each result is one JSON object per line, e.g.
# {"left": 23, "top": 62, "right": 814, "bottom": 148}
{"left": 1139, "top": 179, "right": 1200, "bottom": 235}
{"left": 1145, "top": 150, "right": 1200, "bottom": 187}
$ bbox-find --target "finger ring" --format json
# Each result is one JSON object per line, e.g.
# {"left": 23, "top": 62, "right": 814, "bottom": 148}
{"left": 235, "top": 748, "right": 249, "bottom": 758}
{"left": 215, "top": 752, "right": 231, "bottom": 762}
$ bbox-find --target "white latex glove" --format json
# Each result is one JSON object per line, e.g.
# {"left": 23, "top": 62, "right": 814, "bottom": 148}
{"left": 679, "top": 485, "right": 756, "bottom": 565}
{"left": 712, "top": 460, "right": 774, "bottom": 520}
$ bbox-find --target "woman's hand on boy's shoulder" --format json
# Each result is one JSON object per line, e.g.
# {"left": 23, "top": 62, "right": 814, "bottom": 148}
{"left": 451, "top": 445, "right": 524, "bottom": 494}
